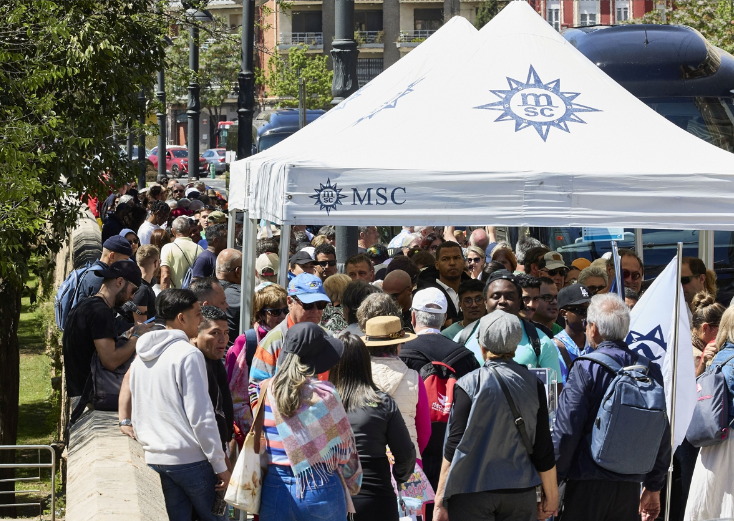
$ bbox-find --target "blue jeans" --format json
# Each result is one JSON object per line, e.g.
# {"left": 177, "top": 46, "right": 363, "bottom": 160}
{"left": 259, "top": 464, "right": 346, "bottom": 521}
{"left": 149, "top": 460, "right": 226, "bottom": 521}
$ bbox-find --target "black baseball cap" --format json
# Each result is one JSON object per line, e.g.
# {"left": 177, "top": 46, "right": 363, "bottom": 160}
{"left": 282, "top": 322, "right": 344, "bottom": 374}
{"left": 290, "top": 250, "right": 315, "bottom": 266}
{"left": 103, "top": 235, "right": 133, "bottom": 256}
{"left": 94, "top": 259, "right": 142, "bottom": 287}
{"left": 558, "top": 283, "right": 592, "bottom": 310}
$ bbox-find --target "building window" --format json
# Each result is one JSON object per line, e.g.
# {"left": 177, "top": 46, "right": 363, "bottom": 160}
{"left": 357, "top": 58, "right": 383, "bottom": 87}
{"left": 413, "top": 8, "right": 443, "bottom": 31}
{"left": 547, "top": 8, "right": 560, "bottom": 31}
{"left": 579, "top": 13, "right": 597, "bottom": 26}
{"left": 229, "top": 14, "right": 242, "bottom": 29}
{"left": 616, "top": 7, "right": 629, "bottom": 21}
{"left": 355, "top": 10, "right": 383, "bottom": 32}
{"left": 291, "top": 11, "right": 322, "bottom": 33}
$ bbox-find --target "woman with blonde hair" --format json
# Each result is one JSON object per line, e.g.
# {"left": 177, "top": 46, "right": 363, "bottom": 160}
{"left": 257, "top": 323, "right": 362, "bottom": 520}
{"left": 321, "top": 273, "right": 351, "bottom": 333}
{"left": 465, "top": 245, "right": 486, "bottom": 280}
{"left": 685, "top": 305, "right": 734, "bottom": 521}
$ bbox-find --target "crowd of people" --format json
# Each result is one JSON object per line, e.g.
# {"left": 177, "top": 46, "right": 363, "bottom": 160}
{"left": 59, "top": 212, "right": 734, "bottom": 521}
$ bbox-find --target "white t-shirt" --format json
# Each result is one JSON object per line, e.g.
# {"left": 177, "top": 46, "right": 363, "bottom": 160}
{"left": 138, "top": 220, "right": 162, "bottom": 246}
{"left": 436, "top": 279, "right": 459, "bottom": 313}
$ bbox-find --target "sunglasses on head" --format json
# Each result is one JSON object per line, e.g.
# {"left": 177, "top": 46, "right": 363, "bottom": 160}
{"left": 623, "top": 269, "right": 642, "bottom": 281}
{"left": 294, "top": 298, "right": 327, "bottom": 311}
{"left": 317, "top": 260, "right": 337, "bottom": 267}
{"left": 264, "top": 307, "right": 288, "bottom": 317}
{"left": 544, "top": 267, "right": 568, "bottom": 277}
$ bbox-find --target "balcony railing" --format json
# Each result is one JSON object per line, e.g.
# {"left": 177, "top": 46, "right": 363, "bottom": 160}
{"left": 355, "top": 30, "right": 385, "bottom": 45}
{"left": 279, "top": 32, "right": 323, "bottom": 46}
{"left": 397, "top": 30, "right": 437, "bottom": 43}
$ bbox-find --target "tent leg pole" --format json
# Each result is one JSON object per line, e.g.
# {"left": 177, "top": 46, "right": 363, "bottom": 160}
{"left": 335, "top": 226, "right": 359, "bottom": 273}
{"left": 663, "top": 243, "right": 683, "bottom": 521}
{"left": 227, "top": 210, "right": 236, "bottom": 250}
{"left": 279, "top": 225, "right": 291, "bottom": 287}
{"left": 634, "top": 228, "right": 644, "bottom": 267}
{"left": 698, "top": 230, "right": 714, "bottom": 271}
{"left": 239, "top": 214, "right": 257, "bottom": 333}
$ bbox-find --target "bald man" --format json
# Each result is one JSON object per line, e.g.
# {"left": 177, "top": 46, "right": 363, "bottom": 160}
{"left": 216, "top": 248, "right": 243, "bottom": 343}
{"left": 470, "top": 227, "right": 498, "bottom": 258}
{"left": 382, "top": 269, "right": 414, "bottom": 331}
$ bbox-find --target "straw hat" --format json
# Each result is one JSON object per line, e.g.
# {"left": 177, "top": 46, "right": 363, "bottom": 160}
{"left": 362, "top": 316, "right": 417, "bottom": 347}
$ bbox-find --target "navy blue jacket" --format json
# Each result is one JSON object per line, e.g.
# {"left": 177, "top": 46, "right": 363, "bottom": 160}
{"left": 552, "top": 340, "right": 671, "bottom": 491}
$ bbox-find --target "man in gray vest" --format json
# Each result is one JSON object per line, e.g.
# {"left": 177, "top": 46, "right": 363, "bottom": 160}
{"left": 433, "top": 310, "right": 558, "bottom": 521}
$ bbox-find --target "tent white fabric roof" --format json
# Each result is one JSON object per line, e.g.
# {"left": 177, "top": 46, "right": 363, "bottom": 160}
{"left": 231, "top": 1, "right": 734, "bottom": 230}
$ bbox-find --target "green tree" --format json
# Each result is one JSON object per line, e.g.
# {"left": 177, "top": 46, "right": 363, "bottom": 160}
{"left": 255, "top": 45, "right": 333, "bottom": 109}
{"left": 625, "top": 0, "right": 734, "bottom": 55}
{"left": 474, "top": 0, "right": 509, "bottom": 29}
{"left": 0, "top": 0, "right": 168, "bottom": 505}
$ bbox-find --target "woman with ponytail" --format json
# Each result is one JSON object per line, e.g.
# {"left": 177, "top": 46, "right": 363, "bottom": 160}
{"left": 256, "top": 322, "right": 362, "bottom": 520}
{"left": 690, "top": 291, "right": 726, "bottom": 377}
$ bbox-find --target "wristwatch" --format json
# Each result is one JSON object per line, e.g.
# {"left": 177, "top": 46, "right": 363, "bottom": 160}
{"left": 119, "top": 418, "right": 132, "bottom": 427}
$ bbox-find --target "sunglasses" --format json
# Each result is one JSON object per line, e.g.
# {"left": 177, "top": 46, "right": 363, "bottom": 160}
{"left": 263, "top": 307, "right": 288, "bottom": 317}
{"left": 388, "top": 287, "right": 410, "bottom": 300}
{"left": 127, "top": 238, "right": 139, "bottom": 245}
{"left": 681, "top": 275, "right": 698, "bottom": 285}
{"left": 294, "top": 298, "right": 327, "bottom": 311}
{"left": 466, "top": 257, "right": 483, "bottom": 264}
{"left": 543, "top": 267, "right": 568, "bottom": 277}
{"left": 565, "top": 306, "right": 587, "bottom": 316}
{"left": 202, "top": 205, "right": 216, "bottom": 211}
{"left": 623, "top": 269, "right": 642, "bottom": 281}
{"left": 173, "top": 189, "right": 184, "bottom": 193}
{"left": 461, "top": 296, "right": 485, "bottom": 306}
{"left": 586, "top": 285, "right": 606, "bottom": 294}
{"left": 317, "top": 260, "right": 337, "bottom": 267}
{"left": 539, "top": 294, "right": 558, "bottom": 303}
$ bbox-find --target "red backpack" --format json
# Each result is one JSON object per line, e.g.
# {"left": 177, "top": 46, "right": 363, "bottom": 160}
{"left": 400, "top": 348, "right": 476, "bottom": 424}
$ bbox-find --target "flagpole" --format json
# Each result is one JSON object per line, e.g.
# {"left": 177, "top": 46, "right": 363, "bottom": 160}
{"left": 664, "top": 243, "right": 683, "bottom": 521}
{"left": 611, "top": 240, "right": 624, "bottom": 299}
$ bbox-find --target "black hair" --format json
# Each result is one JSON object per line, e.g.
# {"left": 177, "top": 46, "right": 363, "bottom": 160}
{"left": 523, "top": 246, "right": 549, "bottom": 270}
{"left": 385, "top": 255, "right": 420, "bottom": 283}
{"left": 538, "top": 276, "right": 555, "bottom": 287}
{"left": 199, "top": 305, "right": 227, "bottom": 330}
{"left": 515, "top": 273, "right": 542, "bottom": 289}
{"left": 149, "top": 199, "right": 170, "bottom": 215}
{"left": 482, "top": 260, "right": 506, "bottom": 278}
{"left": 188, "top": 277, "right": 222, "bottom": 303}
{"left": 341, "top": 280, "right": 382, "bottom": 324}
{"left": 205, "top": 222, "right": 227, "bottom": 243}
{"left": 156, "top": 289, "right": 198, "bottom": 320}
{"left": 329, "top": 332, "right": 380, "bottom": 412}
{"left": 619, "top": 248, "right": 644, "bottom": 271}
{"left": 458, "top": 279, "right": 486, "bottom": 298}
{"left": 345, "top": 253, "right": 373, "bottom": 270}
{"left": 314, "top": 242, "right": 336, "bottom": 258}
{"left": 257, "top": 237, "right": 279, "bottom": 257}
{"left": 483, "top": 271, "right": 522, "bottom": 300}
{"left": 434, "top": 240, "right": 462, "bottom": 261}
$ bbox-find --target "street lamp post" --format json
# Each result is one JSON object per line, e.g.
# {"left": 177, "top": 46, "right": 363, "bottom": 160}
{"left": 157, "top": 68, "right": 166, "bottom": 182}
{"left": 138, "top": 89, "right": 146, "bottom": 188}
{"left": 186, "top": 8, "right": 213, "bottom": 180}
{"left": 237, "top": 0, "right": 255, "bottom": 160}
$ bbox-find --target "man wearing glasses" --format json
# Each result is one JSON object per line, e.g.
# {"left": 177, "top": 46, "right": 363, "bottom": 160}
{"left": 441, "top": 279, "right": 487, "bottom": 343}
{"left": 540, "top": 252, "right": 568, "bottom": 291}
{"left": 249, "top": 273, "right": 333, "bottom": 405}
{"left": 534, "top": 277, "right": 563, "bottom": 337}
{"left": 171, "top": 183, "right": 186, "bottom": 201}
{"left": 314, "top": 243, "right": 338, "bottom": 281}
{"left": 618, "top": 249, "right": 644, "bottom": 294}
{"left": 553, "top": 283, "right": 592, "bottom": 384}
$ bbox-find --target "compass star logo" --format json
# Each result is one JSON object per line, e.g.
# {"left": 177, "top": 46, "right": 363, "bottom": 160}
{"left": 475, "top": 65, "right": 601, "bottom": 142}
{"left": 310, "top": 178, "right": 347, "bottom": 215}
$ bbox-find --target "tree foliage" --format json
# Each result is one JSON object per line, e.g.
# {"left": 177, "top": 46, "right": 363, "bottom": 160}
{"left": 255, "top": 45, "right": 333, "bottom": 109}
{"left": 474, "top": 0, "right": 508, "bottom": 29}
{"left": 625, "top": 0, "right": 734, "bottom": 55}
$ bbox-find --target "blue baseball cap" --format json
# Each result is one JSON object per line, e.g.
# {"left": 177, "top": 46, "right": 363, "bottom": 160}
{"left": 288, "top": 273, "right": 331, "bottom": 304}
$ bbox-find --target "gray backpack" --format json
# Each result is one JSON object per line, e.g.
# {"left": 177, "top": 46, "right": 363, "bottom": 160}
{"left": 577, "top": 352, "right": 667, "bottom": 474}
{"left": 686, "top": 353, "right": 734, "bottom": 448}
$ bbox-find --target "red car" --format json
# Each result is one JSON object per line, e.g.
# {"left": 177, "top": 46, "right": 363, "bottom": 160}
{"left": 148, "top": 146, "right": 207, "bottom": 178}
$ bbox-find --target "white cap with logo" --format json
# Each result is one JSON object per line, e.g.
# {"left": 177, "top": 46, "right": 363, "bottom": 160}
{"left": 412, "top": 287, "right": 448, "bottom": 314}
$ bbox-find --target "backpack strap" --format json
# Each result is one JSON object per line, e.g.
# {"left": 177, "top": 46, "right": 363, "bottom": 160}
{"left": 554, "top": 338, "right": 573, "bottom": 371}
{"left": 174, "top": 243, "right": 193, "bottom": 269}
{"left": 443, "top": 348, "right": 475, "bottom": 371}
{"left": 576, "top": 352, "right": 623, "bottom": 374}
{"left": 712, "top": 353, "right": 734, "bottom": 371}
{"left": 521, "top": 319, "right": 542, "bottom": 361}
{"left": 456, "top": 320, "right": 480, "bottom": 346}
{"left": 487, "top": 364, "right": 534, "bottom": 455}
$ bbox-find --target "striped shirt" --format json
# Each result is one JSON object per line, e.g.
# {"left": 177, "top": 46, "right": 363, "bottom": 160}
{"left": 262, "top": 393, "right": 290, "bottom": 466}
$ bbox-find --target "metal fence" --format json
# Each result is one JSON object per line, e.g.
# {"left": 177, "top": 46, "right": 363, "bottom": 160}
{"left": 355, "top": 30, "right": 384, "bottom": 44}
{"left": 397, "top": 30, "right": 437, "bottom": 43}
{"left": 357, "top": 58, "right": 384, "bottom": 87}
{"left": 0, "top": 445, "right": 56, "bottom": 521}
{"left": 279, "top": 32, "right": 324, "bottom": 46}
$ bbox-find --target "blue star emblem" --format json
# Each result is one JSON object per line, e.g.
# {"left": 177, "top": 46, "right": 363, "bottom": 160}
{"left": 310, "top": 179, "right": 346, "bottom": 215}
{"left": 475, "top": 65, "right": 601, "bottom": 141}
{"left": 626, "top": 325, "right": 667, "bottom": 362}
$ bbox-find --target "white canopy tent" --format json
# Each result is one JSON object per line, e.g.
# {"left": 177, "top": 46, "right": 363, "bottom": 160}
{"left": 231, "top": 0, "right": 734, "bottom": 230}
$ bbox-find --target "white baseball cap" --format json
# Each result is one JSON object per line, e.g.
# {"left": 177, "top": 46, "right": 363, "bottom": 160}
{"left": 412, "top": 288, "right": 448, "bottom": 314}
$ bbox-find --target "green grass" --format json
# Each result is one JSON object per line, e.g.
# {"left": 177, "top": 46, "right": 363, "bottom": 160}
{"left": 13, "top": 274, "right": 64, "bottom": 519}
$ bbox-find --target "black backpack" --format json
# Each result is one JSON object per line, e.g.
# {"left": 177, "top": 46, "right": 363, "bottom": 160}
{"left": 520, "top": 318, "right": 542, "bottom": 361}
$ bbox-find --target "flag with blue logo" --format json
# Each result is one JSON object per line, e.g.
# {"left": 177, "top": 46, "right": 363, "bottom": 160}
{"left": 626, "top": 256, "right": 696, "bottom": 449}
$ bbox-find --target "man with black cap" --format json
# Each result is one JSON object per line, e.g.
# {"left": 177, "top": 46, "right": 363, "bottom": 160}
{"left": 553, "top": 283, "right": 592, "bottom": 384}
{"left": 433, "top": 310, "right": 558, "bottom": 521}
{"left": 75, "top": 235, "right": 133, "bottom": 303}
{"left": 63, "top": 260, "right": 151, "bottom": 402}
{"left": 462, "top": 270, "right": 562, "bottom": 383}
{"left": 289, "top": 250, "right": 318, "bottom": 278}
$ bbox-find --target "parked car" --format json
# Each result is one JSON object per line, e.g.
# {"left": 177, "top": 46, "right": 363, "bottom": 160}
{"left": 148, "top": 146, "right": 207, "bottom": 178}
{"left": 202, "top": 148, "right": 227, "bottom": 174}
{"left": 256, "top": 109, "right": 326, "bottom": 153}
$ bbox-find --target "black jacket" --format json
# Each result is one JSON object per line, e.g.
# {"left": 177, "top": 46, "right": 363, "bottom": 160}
{"left": 552, "top": 340, "right": 671, "bottom": 491}
{"left": 415, "top": 267, "right": 471, "bottom": 324}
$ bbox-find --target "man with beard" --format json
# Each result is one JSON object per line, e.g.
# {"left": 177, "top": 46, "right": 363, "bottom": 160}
{"left": 417, "top": 241, "right": 470, "bottom": 326}
{"left": 62, "top": 260, "right": 152, "bottom": 403}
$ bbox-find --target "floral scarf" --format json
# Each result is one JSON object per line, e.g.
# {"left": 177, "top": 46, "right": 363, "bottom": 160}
{"left": 267, "top": 379, "right": 362, "bottom": 511}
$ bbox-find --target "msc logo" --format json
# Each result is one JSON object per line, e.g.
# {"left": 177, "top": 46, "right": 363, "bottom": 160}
{"left": 474, "top": 65, "right": 601, "bottom": 142}
{"left": 311, "top": 179, "right": 406, "bottom": 214}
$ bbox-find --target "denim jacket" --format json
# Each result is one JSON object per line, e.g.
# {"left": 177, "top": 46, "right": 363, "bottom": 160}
{"left": 711, "top": 343, "right": 734, "bottom": 421}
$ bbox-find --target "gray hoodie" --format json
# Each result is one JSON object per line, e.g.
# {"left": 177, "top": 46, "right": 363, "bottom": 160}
{"left": 130, "top": 328, "right": 227, "bottom": 473}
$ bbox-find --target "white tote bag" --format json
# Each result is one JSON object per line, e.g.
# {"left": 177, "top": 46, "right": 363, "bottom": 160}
{"left": 224, "top": 380, "right": 270, "bottom": 513}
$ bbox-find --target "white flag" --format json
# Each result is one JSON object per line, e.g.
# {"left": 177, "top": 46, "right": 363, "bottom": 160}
{"left": 627, "top": 255, "right": 697, "bottom": 449}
